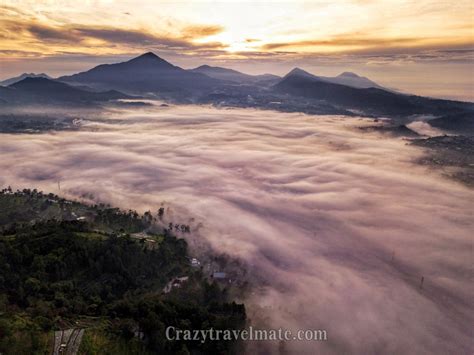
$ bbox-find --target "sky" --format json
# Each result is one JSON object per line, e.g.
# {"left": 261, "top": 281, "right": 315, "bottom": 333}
{"left": 1, "top": 0, "right": 473, "bottom": 100}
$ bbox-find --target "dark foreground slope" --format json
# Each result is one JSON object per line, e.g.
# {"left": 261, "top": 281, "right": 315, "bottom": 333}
{"left": 0, "top": 188, "right": 246, "bottom": 354}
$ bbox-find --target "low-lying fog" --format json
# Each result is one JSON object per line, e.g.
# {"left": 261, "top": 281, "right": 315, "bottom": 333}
{"left": 1, "top": 105, "right": 472, "bottom": 354}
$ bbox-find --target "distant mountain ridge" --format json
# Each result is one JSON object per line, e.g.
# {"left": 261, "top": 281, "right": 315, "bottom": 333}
{"left": 1, "top": 73, "right": 52, "bottom": 86}
{"left": 274, "top": 69, "right": 473, "bottom": 118}
{"left": 0, "top": 77, "right": 129, "bottom": 105}
{"left": 190, "top": 65, "right": 280, "bottom": 85}
{"left": 275, "top": 70, "right": 415, "bottom": 116}
{"left": 2, "top": 51, "right": 471, "bottom": 134}
{"left": 282, "top": 67, "right": 387, "bottom": 90}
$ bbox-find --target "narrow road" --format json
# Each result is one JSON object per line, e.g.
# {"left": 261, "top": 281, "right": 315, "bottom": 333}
{"left": 52, "top": 328, "right": 84, "bottom": 355}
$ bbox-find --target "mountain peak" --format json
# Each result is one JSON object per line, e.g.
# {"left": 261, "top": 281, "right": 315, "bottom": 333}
{"left": 126, "top": 52, "right": 176, "bottom": 68}
{"left": 196, "top": 65, "right": 212, "bottom": 70}
{"left": 192, "top": 65, "right": 241, "bottom": 75}
{"left": 284, "top": 68, "right": 319, "bottom": 80}
{"left": 288, "top": 67, "right": 310, "bottom": 76}
{"left": 10, "top": 77, "right": 64, "bottom": 89}
{"left": 138, "top": 52, "right": 160, "bottom": 59}
{"left": 338, "top": 72, "right": 360, "bottom": 78}
{"left": 1, "top": 72, "right": 51, "bottom": 86}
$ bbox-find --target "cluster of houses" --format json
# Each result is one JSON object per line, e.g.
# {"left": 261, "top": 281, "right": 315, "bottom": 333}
{"left": 161, "top": 255, "right": 232, "bottom": 294}
{"left": 163, "top": 276, "right": 189, "bottom": 294}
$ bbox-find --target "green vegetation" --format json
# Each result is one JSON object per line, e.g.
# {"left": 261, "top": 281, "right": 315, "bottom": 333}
{"left": 0, "top": 188, "right": 246, "bottom": 354}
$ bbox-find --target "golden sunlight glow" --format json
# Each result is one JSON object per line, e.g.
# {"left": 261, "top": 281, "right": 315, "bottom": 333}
{"left": 1, "top": 0, "right": 473, "bottom": 58}
{"left": 1, "top": 0, "right": 473, "bottom": 100}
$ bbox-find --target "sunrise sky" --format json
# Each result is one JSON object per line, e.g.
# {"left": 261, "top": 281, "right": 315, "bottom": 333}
{"left": 1, "top": 0, "right": 473, "bottom": 100}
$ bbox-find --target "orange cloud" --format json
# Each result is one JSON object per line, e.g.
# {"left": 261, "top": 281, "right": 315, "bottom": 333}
{"left": 181, "top": 24, "right": 224, "bottom": 39}
{"left": 0, "top": 17, "right": 227, "bottom": 58}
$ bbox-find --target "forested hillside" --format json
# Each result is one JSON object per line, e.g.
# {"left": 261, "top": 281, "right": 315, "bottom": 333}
{"left": 0, "top": 188, "right": 246, "bottom": 354}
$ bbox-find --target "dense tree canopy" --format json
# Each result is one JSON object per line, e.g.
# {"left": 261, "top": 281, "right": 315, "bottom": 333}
{"left": 0, "top": 189, "right": 246, "bottom": 354}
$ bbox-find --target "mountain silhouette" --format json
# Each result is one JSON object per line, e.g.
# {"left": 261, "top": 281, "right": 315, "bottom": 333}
{"left": 2, "top": 52, "right": 471, "bottom": 130}
{"left": 190, "top": 65, "right": 280, "bottom": 85}
{"left": 282, "top": 68, "right": 386, "bottom": 90}
{"left": 1, "top": 77, "right": 129, "bottom": 105}
{"left": 1, "top": 73, "right": 52, "bottom": 86}
{"left": 59, "top": 52, "right": 221, "bottom": 95}
{"left": 274, "top": 69, "right": 473, "bottom": 117}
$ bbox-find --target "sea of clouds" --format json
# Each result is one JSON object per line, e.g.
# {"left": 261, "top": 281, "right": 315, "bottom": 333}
{"left": 0, "top": 105, "right": 472, "bottom": 354}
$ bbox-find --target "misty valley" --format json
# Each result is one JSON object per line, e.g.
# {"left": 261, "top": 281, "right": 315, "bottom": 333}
{"left": 0, "top": 52, "right": 473, "bottom": 355}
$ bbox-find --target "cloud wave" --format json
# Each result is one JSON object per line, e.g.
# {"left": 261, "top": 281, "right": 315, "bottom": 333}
{"left": 0, "top": 105, "right": 472, "bottom": 354}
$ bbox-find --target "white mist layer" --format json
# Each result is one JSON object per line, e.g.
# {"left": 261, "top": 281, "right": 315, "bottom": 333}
{"left": 406, "top": 121, "right": 445, "bottom": 137}
{"left": 0, "top": 106, "right": 472, "bottom": 354}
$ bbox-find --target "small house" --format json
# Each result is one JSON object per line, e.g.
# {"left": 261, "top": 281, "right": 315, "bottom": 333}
{"left": 212, "top": 272, "right": 227, "bottom": 279}
{"left": 191, "top": 258, "right": 201, "bottom": 267}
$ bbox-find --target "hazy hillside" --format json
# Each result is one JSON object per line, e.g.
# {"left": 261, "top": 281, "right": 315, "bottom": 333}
{"left": 191, "top": 65, "right": 280, "bottom": 85}
{"left": 0, "top": 77, "right": 129, "bottom": 106}
{"left": 281, "top": 68, "right": 387, "bottom": 89}
{"left": 274, "top": 69, "right": 474, "bottom": 118}
{"left": 274, "top": 69, "right": 418, "bottom": 115}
